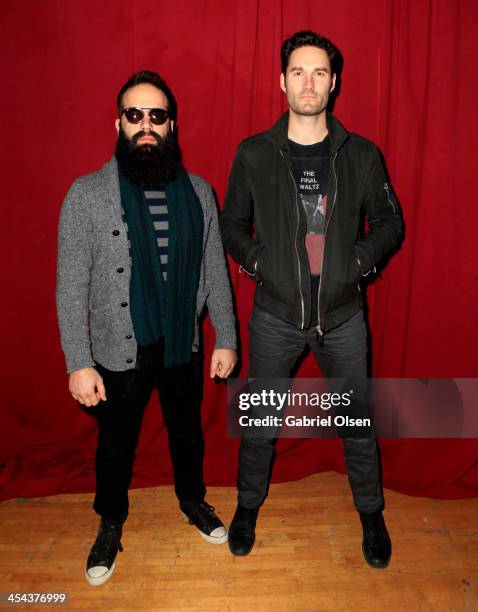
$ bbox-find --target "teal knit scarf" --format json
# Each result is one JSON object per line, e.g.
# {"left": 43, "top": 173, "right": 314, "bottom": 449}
{"left": 119, "top": 169, "right": 204, "bottom": 367}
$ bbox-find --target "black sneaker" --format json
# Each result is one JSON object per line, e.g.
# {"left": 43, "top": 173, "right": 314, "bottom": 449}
{"left": 85, "top": 517, "right": 124, "bottom": 586}
{"left": 180, "top": 501, "right": 228, "bottom": 544}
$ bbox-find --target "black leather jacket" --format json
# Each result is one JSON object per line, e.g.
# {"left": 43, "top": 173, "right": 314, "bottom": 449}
{"left": 220, "top": 112, "right": 403, "bottom": 332}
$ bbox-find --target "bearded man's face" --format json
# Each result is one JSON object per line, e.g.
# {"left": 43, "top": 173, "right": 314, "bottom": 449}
{"left": 114, "top": 83, "right": 180, "bottom": 186}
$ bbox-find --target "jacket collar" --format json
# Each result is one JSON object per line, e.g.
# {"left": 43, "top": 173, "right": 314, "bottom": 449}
{"left": 264, "top": 111, "right": 349, "bottom": 153}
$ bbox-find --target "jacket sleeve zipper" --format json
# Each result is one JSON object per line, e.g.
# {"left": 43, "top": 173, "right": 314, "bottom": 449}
{"left": 239, "top": 264, "right": 257, "bottom": 277}
{"left": 384, "top": 182, "right": 396, "bottom": 213}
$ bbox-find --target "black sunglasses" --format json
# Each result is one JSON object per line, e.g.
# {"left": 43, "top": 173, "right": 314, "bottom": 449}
{"left": 120, "top": 107, "right": 170, "bottom": 126}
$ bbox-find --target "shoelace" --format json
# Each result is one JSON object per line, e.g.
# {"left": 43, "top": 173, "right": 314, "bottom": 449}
{"left": 91, "top": 525, "right": 123, "bottom": 559}
{"left": 186, "top": 502, "right": 219, "bottom": 528}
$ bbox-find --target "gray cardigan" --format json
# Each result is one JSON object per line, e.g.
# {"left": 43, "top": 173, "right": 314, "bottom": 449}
{"left": 57, "top": 158, "right": 236, "bottom": 373}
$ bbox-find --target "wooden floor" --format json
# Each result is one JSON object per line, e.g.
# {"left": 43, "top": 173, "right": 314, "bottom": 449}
{"left": 0, "top": 472, "right": 476, "bottom": 611}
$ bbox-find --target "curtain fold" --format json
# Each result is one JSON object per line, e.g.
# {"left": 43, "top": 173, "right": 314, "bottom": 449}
{"left": 1, "top": 0, "right": 477, "bottom": 503}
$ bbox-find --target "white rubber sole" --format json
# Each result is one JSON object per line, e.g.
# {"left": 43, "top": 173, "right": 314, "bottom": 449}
{"left": 180, "top": 511, "right": 228, "bottom": 544}
{"left": 85, "top": 561, "right": 116, "bottom": 586}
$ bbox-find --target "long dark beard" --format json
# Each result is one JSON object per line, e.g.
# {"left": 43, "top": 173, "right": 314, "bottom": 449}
{"left": 115, "top": 128, "right": 181, "bottom": 187}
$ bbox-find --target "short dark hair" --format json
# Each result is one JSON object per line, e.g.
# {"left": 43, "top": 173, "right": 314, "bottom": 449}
{"left": 281, "top": 30, "right": 339, "bottom": 75}
{"left": 116, "top": 70, "right": 177, "bottom": 121}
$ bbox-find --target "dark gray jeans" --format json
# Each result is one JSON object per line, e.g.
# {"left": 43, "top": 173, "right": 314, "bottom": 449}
{"left": 238, "top": 305, "right": 384, "bottom": 514}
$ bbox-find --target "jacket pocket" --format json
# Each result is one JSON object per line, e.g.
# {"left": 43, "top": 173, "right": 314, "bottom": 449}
{"left": 350, "top": 250, "right": 362, "bottom": 284}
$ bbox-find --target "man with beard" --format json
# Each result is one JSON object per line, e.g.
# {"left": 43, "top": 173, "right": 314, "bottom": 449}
{"left": 57, "top": 71, "right": 237, "bottom": 586}
{"left": 221, "top": 31, "right": 403, "bottom": 567}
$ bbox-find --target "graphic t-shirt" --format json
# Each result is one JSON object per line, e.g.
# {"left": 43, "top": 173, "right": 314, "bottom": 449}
{"left": 288, "top": 136, "right": 331, "bottom": 326}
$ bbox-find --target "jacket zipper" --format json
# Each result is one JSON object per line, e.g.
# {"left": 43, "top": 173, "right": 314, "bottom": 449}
{"left": 280, "top": 150, "right": 305, "bottom": 329}
{"left": 239, "top": 264, "right": 256, "bottom": 277}
{"left": 317, "top": 150, "right": 339, "bottom": 335}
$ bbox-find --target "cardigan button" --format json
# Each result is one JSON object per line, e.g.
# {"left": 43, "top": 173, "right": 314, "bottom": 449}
{"left": 126, "top": 358, "right": 133, "bottom": 364}
{"left": 112, "top": 229, "right": 120, "bottom": 236}
{"left": 125, "top": 334, "right": 132, "bottom": 339}
{"left": 117, "top": 267, "right": 124, "bottom": 273}
{"left": 121, "top": 302, "right": 128, "bottom": 308}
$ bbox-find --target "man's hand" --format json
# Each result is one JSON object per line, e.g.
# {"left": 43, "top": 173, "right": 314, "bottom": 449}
{"left": 69, "top": 367, "right": 107, "bottom": 407}
{"left": 209, "top": 349, "right": 237, "bottom": 379}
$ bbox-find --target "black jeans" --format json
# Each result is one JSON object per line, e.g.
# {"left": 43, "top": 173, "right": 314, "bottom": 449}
{"left": 92, "top": 343, "right": 205, "bottom": 522}
{"left": 238, "top": 305, "right": 384, "bottom": 514}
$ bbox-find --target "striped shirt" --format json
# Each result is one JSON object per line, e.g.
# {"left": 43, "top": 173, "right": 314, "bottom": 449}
{"left": 144, "top": 189, "right": 169, "bottom": 280}
{"left": 122, "top": 188, "right": 169, "bottom": 281}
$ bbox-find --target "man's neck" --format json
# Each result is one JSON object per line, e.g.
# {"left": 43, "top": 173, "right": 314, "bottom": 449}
{"left": 287, "top": 109, "right": 328, "bottom": 145}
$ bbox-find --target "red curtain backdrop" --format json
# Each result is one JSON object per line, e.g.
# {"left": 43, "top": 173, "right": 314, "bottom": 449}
{"left": 1, "top": 0, "right": 477, "bottom": 502}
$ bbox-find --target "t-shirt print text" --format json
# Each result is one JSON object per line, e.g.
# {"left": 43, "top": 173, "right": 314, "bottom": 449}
{"left": 300, "top": 170, "right": 320, "bottom": 192}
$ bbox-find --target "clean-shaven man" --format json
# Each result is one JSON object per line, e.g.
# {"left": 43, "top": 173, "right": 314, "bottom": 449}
{"left": 221, "top": 31, "right": 402, "bottom": 568}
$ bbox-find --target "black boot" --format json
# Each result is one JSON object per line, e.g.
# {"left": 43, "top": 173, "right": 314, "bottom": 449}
{"left": 359, "top": 510, "right": 391, "bottom": 569}
{"left": 228, "top": 505, "right": 260, "bottom": 556}
{"left": 85, "top": 517, "right": 124, "bottom": 586}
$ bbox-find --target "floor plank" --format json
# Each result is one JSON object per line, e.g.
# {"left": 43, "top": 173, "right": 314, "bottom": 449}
{"left": 0, "top": 472, "right": 476, "bottom": 611}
